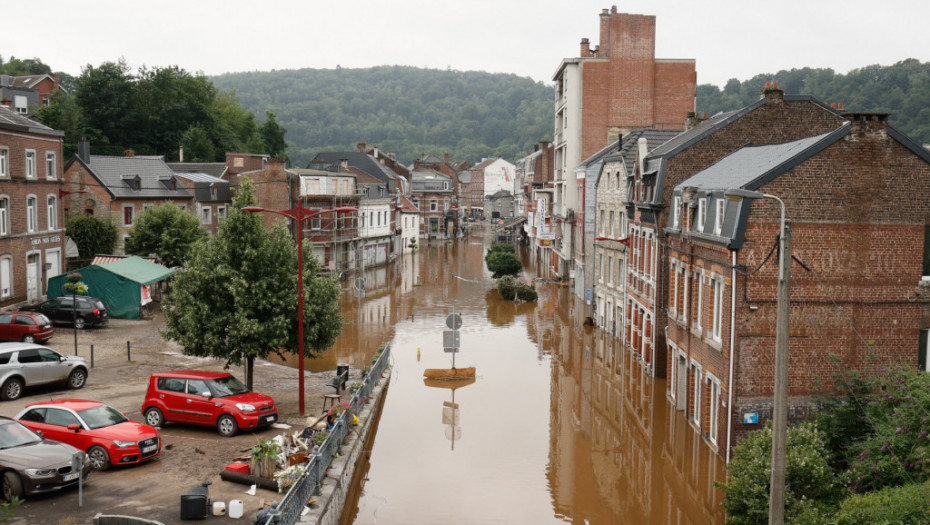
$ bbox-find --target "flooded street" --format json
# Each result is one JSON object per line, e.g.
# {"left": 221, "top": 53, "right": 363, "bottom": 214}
{"left": 314, "top": 225, "right": 726, "bottom": 524}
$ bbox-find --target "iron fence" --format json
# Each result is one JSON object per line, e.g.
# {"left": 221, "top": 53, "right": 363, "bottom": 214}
{"left": 263, "top": 342, "right": 391, "bottom": 525}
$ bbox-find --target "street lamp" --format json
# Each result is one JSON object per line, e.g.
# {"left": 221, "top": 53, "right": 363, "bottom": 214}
{"left": 243, "top": 201, "right": 357, "bottom": 416}
{"left": 725, "top": 188, "right": 790, "bottom": 525}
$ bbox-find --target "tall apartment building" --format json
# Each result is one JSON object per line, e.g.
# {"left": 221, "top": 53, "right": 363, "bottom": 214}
{"left": 550, "top": 5, "right": 696, "bottom": 281}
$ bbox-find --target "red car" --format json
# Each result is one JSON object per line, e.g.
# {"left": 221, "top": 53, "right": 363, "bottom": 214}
{"left": 14, "top": 399, "right": 161, "bottom": 471}
{"left": 141, "top": 370, "right": 278, "bottom": 437}
{"left": 0, "top": 312, "right": 54, "bottom": 343}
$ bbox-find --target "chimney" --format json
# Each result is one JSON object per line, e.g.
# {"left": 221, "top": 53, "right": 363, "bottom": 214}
{"left": 761, "top": 80, "right": 784, "bottom": 103}
{"left": 580, "top": 38, "right": 591, "bottom": 56}
{"left": 0, "top": 75, "right": 8, "bottom": 88}
{"left": 637, "top": 137, "right": 648, "bottom": 175}
{"left": 444, "top": 153, "right": 450, "bottom": 164}
{"left": 179, "top": 145, "right": 184, "bottom": 163}
{"left": 845, "top": 112, "right": 890, "bottom": 141}
{"left": 356, "top": 141, "right": 366, "bottom": 152}
{"left": 125, "top": 149, "right": 135, "bottom": 157}
{"left": 599, "top": 9, "right": 611, "bottom": 56}
{"left": 339, "top": 158, "right": 349, "bottom": 169}
{"left": 78, "top": 139, "right": 91, "bottom": 164}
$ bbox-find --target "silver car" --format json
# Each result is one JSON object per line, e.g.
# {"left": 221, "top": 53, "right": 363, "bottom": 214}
{"left": 0, "top": 343, "right": 88, "bottom": 401}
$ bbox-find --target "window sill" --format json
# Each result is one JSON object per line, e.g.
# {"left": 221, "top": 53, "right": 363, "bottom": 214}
{"left": 707, "top": 337, "right": 722, "bottom": 352}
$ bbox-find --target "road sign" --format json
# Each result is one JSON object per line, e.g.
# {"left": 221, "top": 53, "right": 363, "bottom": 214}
{"left": 443, "top": 330, "right": 460, "bottom": 350}
{"left": 355, "top": 277, "right": 366, "bottom": 290}
{"left": 446, "top": 313, "right": 463, "bottom": 330}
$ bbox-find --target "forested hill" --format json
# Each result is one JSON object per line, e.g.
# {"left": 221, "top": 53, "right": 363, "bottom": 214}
{"left": 696, "top": 59, "right": 930, "bottom": 146}
{"left": 210, "top": 66, "right": 555, "bottom": 167}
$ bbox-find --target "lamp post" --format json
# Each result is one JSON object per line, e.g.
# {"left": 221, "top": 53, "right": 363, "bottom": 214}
{"left": 243, "top": 201, "right": 357, "bottom": 416}
{"left": 726, "top": 188, "right": 790, "bottom": 525}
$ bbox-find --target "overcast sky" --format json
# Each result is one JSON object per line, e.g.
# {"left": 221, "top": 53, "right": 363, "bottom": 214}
{"left": 3, "top": 0, "right": 928, "bottom": 89}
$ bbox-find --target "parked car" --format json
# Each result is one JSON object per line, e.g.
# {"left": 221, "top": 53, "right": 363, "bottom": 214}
{"left": 141, "top": 371, "right": 278, "bottom": 437}
{"left": 0, "top": 312, "right": 54, "bottom": 343}
{"left": 24, "top": 296, "right": 108, "bottom": 329}
{"left": 14, "top": 399, "right": 161, "bottom": 471}
{"left": 0, "top": 416, "right": 91, "bottom": 501}
{"left": 0, "top": 343, "right": 89, "bottom": 401}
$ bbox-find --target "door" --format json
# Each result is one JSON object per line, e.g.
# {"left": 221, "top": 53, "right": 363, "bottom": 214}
{"left": 26, "top": 254, "right": 40, "bottom": 302}
{"left": 33, "top": 407, "right": 85, "bottom": 448}
{"left": 45, "top": 249, "right": 61, "bottom": 292}
{"left": 157, "top": 376, "right": 193, "bottom": 423}
{"left": 38, "top": 348, "right": 70, "bottom": 383}
{"left": 183, "top": 378, "right": 218, "bottom": 425}
{"left": 15, "top": 348, "right": 52, "bottom": 385}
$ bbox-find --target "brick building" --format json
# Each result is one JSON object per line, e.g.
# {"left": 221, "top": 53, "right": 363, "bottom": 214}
{"left": 0, "top": 106, "right": 66, "bottom": 308}
{"left": 642, "top": 85, "right": 930, "bottom": 460}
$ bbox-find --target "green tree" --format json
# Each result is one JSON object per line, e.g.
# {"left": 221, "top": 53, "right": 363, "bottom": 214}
{"left": 123, "top": 202, "right": 206, "bottom": 268}
{"left": 74, "top": 60, "right": 137, "bottom": 146}
{"left": 721, "top": 421, "right": 840, "bottom": 525}
{"left": 161, "top": 178, "right": 343, "bottom": 389}
{"left": 65, "top": 214, "right": 119, "bottom": 266}
{"left": 180, "top": 125, "right": 216, "bottom": 162}
{"left": 259, "top": 111, "right": 288, "bottom": 160}
{"left": 33, "top": 90, "right": 83, "bottom": 155}
{"left": 486, "top": 252, "right": 522, "bottom": 278}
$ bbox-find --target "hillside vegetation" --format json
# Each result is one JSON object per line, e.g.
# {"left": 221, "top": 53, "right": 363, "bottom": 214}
{"left": 211, "top": 66, "right": 554, "bottom": 167}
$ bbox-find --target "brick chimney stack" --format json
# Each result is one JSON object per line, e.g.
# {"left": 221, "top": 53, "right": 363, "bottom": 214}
{"left": 580, "top": 38, "right": 591, "bottom": 56}
{"left": 761, "top": 81, "right": 784, "bottom": 103}
{"left": 599, "top": 9, "right": 611, "bottom": 57}
{"left": 356, "top": 141, "right": 366, "bottom": 152}
{"left": 844, "top": 112, "right": 890, "bottom": 141}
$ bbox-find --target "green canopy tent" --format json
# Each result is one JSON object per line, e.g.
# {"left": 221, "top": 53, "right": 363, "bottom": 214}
{"left": 48, "top": 256, "right": 175, "bottom": 320}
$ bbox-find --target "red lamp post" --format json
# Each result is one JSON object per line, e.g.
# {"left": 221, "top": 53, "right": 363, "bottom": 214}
{"left": 243, "top": 201, "right": 357, "bottom": 415}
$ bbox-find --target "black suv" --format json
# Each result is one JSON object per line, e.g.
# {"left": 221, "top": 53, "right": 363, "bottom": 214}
{"left": 26, "top": 296, "right": 109, "bottom": 329}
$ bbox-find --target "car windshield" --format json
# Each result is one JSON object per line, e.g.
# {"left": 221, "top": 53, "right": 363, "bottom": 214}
{"left": 0, "top": 420, "right": 41, "bottom": 448}
{"left": 208, "top": 375, "right": 250, "bottom": 397}
{"left": 78, "top": 404, "right": 129, "bottom": 429}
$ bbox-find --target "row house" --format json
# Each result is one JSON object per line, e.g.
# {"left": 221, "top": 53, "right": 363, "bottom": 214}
{"left": 62, "top": 144, "right": 199, "bottom": 256}
{"left": 551, "top": 6, "right": 696, "bottom": 282}
{"left": 0, "top": 106, "right": 65, "bottom": 308}
{"left": 464, "top": 157, "right": 517, "bottom": 218}
{"left": 226, "top": 152, "right": 269, "bottom": 179}
{"left": 662, "top": 105, "right": 930, "bottom": 460}
{"left": 237, "top": 160, "right": 360, "bottom": 275}
{"left": 514, "top": 140, "right": 553, "bottom": 219}
{"left": 591, "top": 129, "right": 680, "bottom": 337}
{"left": 355, "top": 169, "right": 393, "bottom": 269}
{"left": 0, "top": 74, "right": 62, "bottom": 115}
{"left": 410, "top": 169, "right": 455, "bottom": 239}
{"left": 395, "top": 195, "right": 420, "bottom": 254}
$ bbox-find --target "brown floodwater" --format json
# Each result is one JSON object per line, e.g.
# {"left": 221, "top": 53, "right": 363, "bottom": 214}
{"left": 312, "top": 224, "right": 726, "bottom": 524}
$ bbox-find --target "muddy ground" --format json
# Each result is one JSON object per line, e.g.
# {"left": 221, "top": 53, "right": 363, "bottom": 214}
{"left": 0, "top": 309, "right": 346, "bottom": 525}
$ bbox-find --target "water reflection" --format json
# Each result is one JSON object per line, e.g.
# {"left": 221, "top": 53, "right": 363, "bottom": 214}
{"left": 321, "top": 227, "right": 724, "bottom": 524}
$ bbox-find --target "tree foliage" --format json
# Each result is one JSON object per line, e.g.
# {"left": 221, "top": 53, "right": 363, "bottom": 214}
{"left": 123, "top": 202, "right": 206, "bottom": 267}
{"left": 210, "top": 65, "right": 554, "bottom": 166}
{"left": 161, "top": 178, "right": 343, "bottom": 387}
{"left": 696, "top": 59, "right": 930, "bottom": 146}
{"left": 64, "top": 214, "right": 119, "bottom": 266}
{"left": 485, "top": 243, "right": 521, "bottom": 278}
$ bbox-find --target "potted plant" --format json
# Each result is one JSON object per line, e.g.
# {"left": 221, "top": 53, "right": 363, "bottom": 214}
{"left": 250, "top": 439, "right": 280, "bottom": 479}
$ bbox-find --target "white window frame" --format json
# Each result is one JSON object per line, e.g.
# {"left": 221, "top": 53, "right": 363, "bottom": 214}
{"left": 714, "top": 199, "right": 725, "bottom": 236}
{"left": 26, "top": 195, "right": 37, "bottom": 232}
{"left": 200, "top": 205, "right": 212, "bottom": 225}
{"left": 711, "top": 274, "right": 724, "bottom": 342}
{"left": 696, "top": 198, "right": 706, "bottom": 231}
{"left": 122, "top": 204, "right": 134, "bottom": 227}
{"left": 45, "top": 151, "right": 56, "bottom": 180}
{"left": 707, "top": 373, "right": 721, "bottom": 445}
{"left": 694, "top": 268, "right": 704, "bottom": 331}
{"left": 691, "top": 361, "right": 702, "bottom": 426}
{"left": 217, "top": 206, "right": 227, "bottom": 221}
{"left": 672, "top": 196, "right": 681, "bottom": 229}
{"left": 0, "top": 197, "right": 7, "bottom": 236}
{"left": 430, "top": 200, "right": 438, "bottom": 212}
{"left": 682, "top": 263, "right": 690, "bottom": 323}
{"left": 25, "top": 150, "right": 37, "bottom": 180}
{"left": 0, "top": 256, "right": 11, "bottom": 298}
{"left": 46, "top": 195, "right": 57, "bottom": 230}
{"left": 670, "top": 259, "right": 679, "bottom": 317}
{"left": 0, "top": 148, "right": 8, "bottom": 178}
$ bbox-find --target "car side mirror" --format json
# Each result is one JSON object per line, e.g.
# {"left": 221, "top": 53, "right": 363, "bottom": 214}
{"left": 67, "top": 423, "right": 80, "bottom": 432}
{"left": 202, "top": 392, "right": 212, "bottom": 398}
{"left": 60, "top": 356, "right": 66, "bottom": 361}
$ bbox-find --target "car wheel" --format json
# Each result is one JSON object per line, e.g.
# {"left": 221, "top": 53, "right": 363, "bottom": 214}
{"left": 74, "top": 317, "right": 86, "bottom": 329}
{"left": 1, "top": 378, "right": 24, "bottom": 401}
{"left": 88, "top": 446, "right": 111, "bottom": 471}
{"left": 68, "top": 369, "right": 87, "bottom": 389}
{"left": 144, "top": 407, "right": 164, "bottom": 428}
{"left": 2, "top": 471, "right": 23, "bottom": 503}
{"left": 217, "top": 415, "right": 238, "bottom": 437}
{"left": 22, "top": 334, "right": 36, "bottom": 344}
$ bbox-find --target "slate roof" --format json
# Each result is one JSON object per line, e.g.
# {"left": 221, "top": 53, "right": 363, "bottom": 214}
{"left": 167, "top": 162, "right": 228, "bottom": 179}
{"left": 675, "top": 125, "right": 849, "bottom": 192}
{"left": 76, "top": 155, "right": 193, "bottom": 199}
{"left": 6, "top": 75, "right": 54, "bottom": 89}
{"left": 0, "top": 105, "right": 63, "bottom": 136}
{"left": 173, "top": 171, "right": 227, "bottom": 184}
{"left": 312, "top": 152, "right": 400, "bottom": 185}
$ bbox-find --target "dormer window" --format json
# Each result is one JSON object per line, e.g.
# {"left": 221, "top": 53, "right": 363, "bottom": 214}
{"left": 696, "top": 198, "right": 707, "bottom": 231}
{"left": 714, "top": 199, "right": 726, "bottom": 236}
{"left": 209, "top": 183, "right": 217, "bottom": 200}
{"left": 672, "top": 196, "right": 681, "bottom": 229}
{"left": 122, "top": 175, "right": 142, "bottom": 191}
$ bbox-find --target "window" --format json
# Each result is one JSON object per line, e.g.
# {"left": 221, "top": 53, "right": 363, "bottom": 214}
{"left": 920, "top": 328, "right": 930, "bottom": 371}
{"left": 672, "top": 196, "right": 681, "bottom": 229}
{"left": 694, "top": 268, "right": 704, "bottom": 331}
{"left": 707, "top": 375, "right": 721, "bottom": 445}
{"left": 691, "top": 362, "right": 702, "bottom": 425}
{"left": 669, "top": 346, "right": 678, "bottom": 402}
{"left": 0, "top": 257, "right": 11, "bottom": 298}
{"left": 711, "top": 275, "right": 724, "bottom": 341}
{"left": 923, "top": 226, "right": 930, "bottom": 279}
{"left": 26, "top": 196, "right": 37, "bottom": 232}
{"left": 682, "top": 265, "right": 690, "bottom": 322}
{"left": 45, "top": 152, "right": 56, "bottom": 179}
{"left": 217, "top": 206, "right": 227, "bottom": 221}
{"left": 25, "top": 150, "right": 37, "bottom": 179}
{"left": 430, "top": 200, "right": 438, "bottom": 212}
{"left": 599, "top": 210, "right": 605, "bottom": 234}
{"left": 122, "top": 204, "right": 134, "bottom": 226}
{"left": 696, "top": 198, "right": 706, "bottom": 231}
{"left": 47, "top": 195, "right": 57, "bottom": 230}
{"left": 200, "top": 206, "right": 212, "bottom": 225}
{"left": 0, "top": 148, "right": 8, "bottom": 178}
{"left": 670, "top": 260, "right": 679, "bottom": 316}
{"left": 0, "top": 198, "right": 7, "bottom": 235}
{"left": 609, "top": 210, "right": 615, "bottom": 236}
{"left": 607, "top": 256, "right": 613, "bottom": 285}
{"left": 714, "top": 199, "right": 725, "bottom": 236}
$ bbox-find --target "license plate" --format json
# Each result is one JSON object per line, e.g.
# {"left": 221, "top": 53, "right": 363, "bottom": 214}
{"left": 142, "top": 444, "right": 158, "bottom": 454}
{"left": 265, "top": 415, "right": 276, "bottom": 423}
{"left": 62, "top": 472, "right": 79, "bottom": 482}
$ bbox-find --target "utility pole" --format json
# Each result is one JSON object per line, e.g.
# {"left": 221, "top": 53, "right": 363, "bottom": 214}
{"left": 769, "top": 219, "right": 791, "bottom": 525}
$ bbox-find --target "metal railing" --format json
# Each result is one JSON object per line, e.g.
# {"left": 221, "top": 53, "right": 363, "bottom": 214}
{"left": 263, "top": 342, "right": 392, "bottom": 525}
